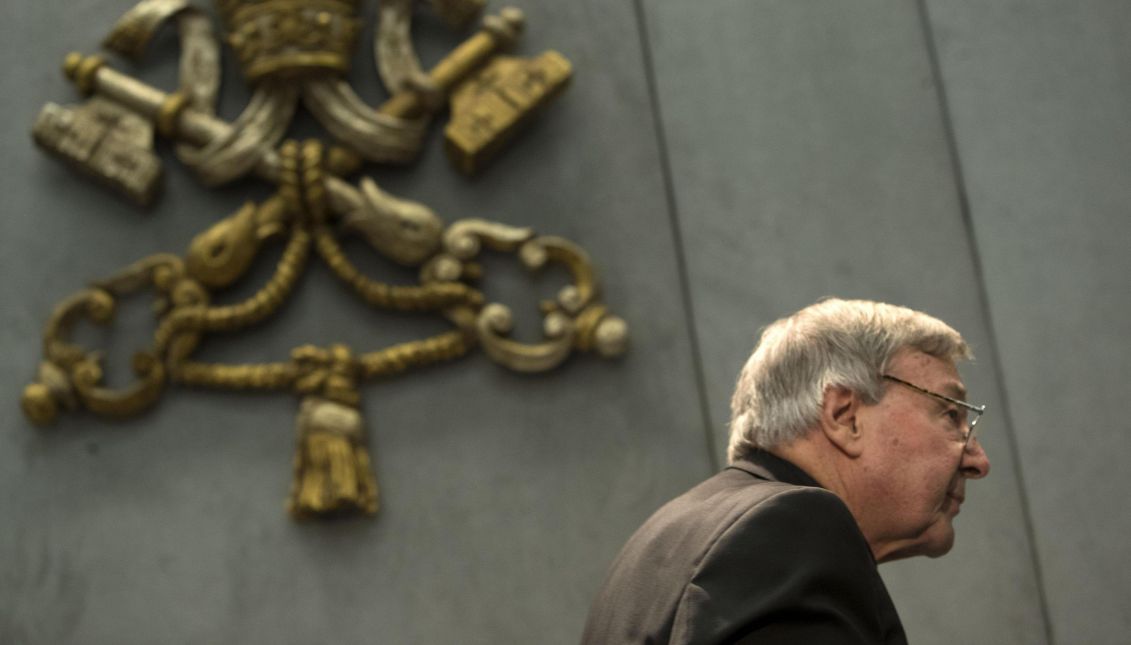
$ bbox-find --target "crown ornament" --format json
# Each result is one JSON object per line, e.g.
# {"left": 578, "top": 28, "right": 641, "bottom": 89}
{"left": 216, "top": 0, "right": 363, "bottom": 81}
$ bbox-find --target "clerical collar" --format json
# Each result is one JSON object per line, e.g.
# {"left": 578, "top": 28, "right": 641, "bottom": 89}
{"left": 726, "top": 450, "right": 822, "bottom": 489}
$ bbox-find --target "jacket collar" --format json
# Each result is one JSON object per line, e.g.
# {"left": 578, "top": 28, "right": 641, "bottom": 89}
{"left": 727, "top": 450, "right": 822, "bottom": 489}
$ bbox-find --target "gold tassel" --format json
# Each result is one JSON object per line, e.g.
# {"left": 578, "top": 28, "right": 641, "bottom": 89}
{"left": 287, "top": 396, "right": 379, "bottom": 519}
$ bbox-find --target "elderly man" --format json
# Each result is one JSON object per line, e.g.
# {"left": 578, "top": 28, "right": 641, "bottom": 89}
{"left": 582, "top": 299, "right": 990, "bottom": 644}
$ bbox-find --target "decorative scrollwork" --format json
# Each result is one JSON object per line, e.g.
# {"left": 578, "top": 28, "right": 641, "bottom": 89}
{"left": 476, "top": 303, "right": 575, "bottom": 373}
{"left": 443, "top": 218, "right": 534, "bottom": 259}
{"left": 185, "top": 200, "right": 289, "bottom": 287}
{"left": 22, "top": 252, "right": 200, "bottom": 425}
{"left": 339, "top": 177, "right": 444, "bottom": 266}
{"left": 433, "top": 221, "right": 628, "bottom": 372}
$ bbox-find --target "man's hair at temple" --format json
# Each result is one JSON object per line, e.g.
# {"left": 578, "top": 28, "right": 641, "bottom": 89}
{"left": 727, "top": 298, "right": 972, "bottom": 462}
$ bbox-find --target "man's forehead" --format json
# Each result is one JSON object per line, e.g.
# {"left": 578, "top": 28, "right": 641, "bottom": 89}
{"left": 889, "top": 349, "right": 967, "bottom": 397}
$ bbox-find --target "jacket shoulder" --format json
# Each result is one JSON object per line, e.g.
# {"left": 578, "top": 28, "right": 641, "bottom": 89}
{"left": 670, "top": 486, "right": 891, "bottom": 644}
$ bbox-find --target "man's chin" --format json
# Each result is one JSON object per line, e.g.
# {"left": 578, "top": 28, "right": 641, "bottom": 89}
{"left": 880, "top": 521, "right": 955, "bottom": 562}
{"left": 921, "top": 521, "right": 956, "bottom": 558}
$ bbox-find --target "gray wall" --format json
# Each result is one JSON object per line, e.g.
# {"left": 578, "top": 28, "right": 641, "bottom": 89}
{"left": 2, "top": 1, "right": 1127, "bottom": 643}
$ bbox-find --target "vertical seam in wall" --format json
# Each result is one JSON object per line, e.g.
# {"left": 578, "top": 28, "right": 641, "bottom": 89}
{"left": 913, "top": 1, "right": 1056, "bottom": 643}
{"left": 632, "top": 0, "right": 720, "bottom": 473}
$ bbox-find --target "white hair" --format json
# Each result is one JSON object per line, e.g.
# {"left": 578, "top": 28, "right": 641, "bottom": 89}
{"left": 727, "top": 298, "right": 972, "bottom": 463}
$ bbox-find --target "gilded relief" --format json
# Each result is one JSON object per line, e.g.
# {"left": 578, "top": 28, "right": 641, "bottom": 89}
{"left": 22, "top": 0, "right": 627, "bottom": 519}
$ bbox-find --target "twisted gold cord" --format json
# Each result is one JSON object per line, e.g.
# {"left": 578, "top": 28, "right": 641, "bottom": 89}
{"left": 152, "top": 227, "right": 311, "bottom": 356}
{"left": 312, "top": 227, "right": 480, "bottom": 311}
{"left": 170, "top": 330, "right": 472, "bottom": 391}
{"left": 171, "top": 360, "right": 299, "bottom": 391}
{"left": 357, "top": 330, "right": 472, "bottom": 379}
{"left": 199, "top": 228, "right": 310, "bottom": 331}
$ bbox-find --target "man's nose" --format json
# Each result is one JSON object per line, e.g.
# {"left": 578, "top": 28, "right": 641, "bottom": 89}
{"left": 961, "top": 438, "right": 991, "bottom": 479}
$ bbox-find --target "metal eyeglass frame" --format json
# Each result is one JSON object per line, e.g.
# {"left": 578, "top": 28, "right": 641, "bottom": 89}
{"left": 881, "top": 374, "right": 986, "bottom": 451}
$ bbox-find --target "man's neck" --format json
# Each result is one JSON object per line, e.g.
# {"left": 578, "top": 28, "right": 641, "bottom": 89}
{"left": 770, "top": 438, "right": 887, "bottom": 561}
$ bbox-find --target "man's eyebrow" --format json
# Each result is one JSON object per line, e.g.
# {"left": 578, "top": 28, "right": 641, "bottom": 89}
{"left": 941, "top": 381, "right": 967, "bottom": 400}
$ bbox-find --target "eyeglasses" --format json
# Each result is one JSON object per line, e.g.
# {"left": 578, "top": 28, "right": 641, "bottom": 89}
{"left": 881, "top": 374, "right": 986, "bottom": 452}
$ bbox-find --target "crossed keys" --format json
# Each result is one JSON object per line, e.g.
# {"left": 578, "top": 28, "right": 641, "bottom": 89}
{"left": 21, "top": 0, "right": 627, "bottom": 519}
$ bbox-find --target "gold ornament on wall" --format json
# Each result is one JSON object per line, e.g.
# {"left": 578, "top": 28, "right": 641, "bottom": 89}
{"left": 21, "top": 0, "right": 627, "bottom": 520}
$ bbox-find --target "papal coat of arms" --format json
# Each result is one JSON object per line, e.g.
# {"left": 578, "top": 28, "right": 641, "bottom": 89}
{"left": 21, "top": 0, "right": 627, "bottom": 519}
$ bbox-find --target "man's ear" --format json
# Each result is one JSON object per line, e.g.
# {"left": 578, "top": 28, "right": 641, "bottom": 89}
{"left": 819, "top": 385, "right": 865, "bottom": 458}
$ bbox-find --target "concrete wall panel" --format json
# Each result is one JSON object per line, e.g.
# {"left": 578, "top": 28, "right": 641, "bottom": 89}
{"left": 923, "top": 1, "right": 1131, "bottom": 642}
{"left": 639, "top": 1, "right": 1047, "bottom": 643}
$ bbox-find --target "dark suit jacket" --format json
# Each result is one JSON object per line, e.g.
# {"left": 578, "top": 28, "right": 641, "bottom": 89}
{"left": 581, "top": 451, "right": 907, "bottom": 644}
